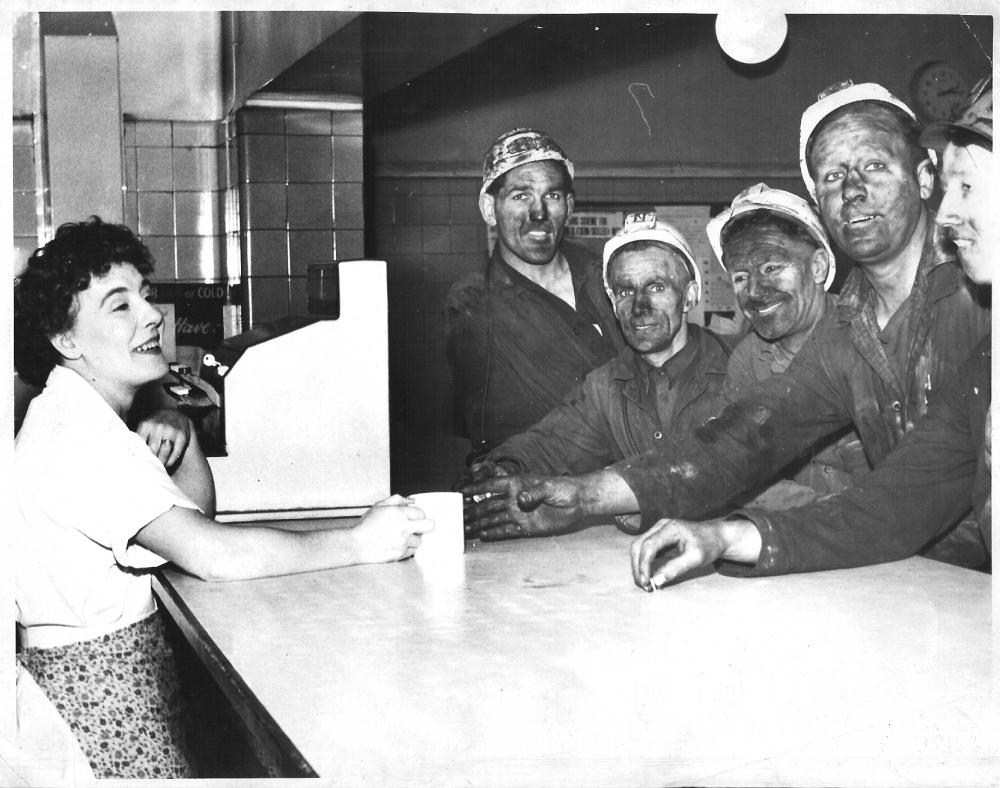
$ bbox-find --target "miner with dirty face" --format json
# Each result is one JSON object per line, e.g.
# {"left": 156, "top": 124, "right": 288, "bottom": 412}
{"left": 626, "top": 77, "right": 995, "bottom": 587}
{"left": 462, "top": 82, "right": 988, "bottom": 575}
{"left": 707, "top": 184, "right": 867, "bottom": 509}
{"left": 445, "top": 129, "right": 624, "bottom": 462}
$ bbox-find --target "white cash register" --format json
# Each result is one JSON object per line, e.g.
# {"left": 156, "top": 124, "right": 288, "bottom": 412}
{"left": 171, "top": 260, "right": 390, "bottom": 522}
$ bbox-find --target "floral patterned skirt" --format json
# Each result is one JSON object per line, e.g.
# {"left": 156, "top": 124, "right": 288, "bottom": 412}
{"left": 18, "top": 610, "right": 194, "bottom": 779}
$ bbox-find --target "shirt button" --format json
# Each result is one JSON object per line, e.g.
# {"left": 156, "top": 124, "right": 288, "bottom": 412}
{"left": 891, "top": 401, "right": 902, "bottom": 412}
{"left": 653, "top": 431, "right": 663, "bottom": 439}
{"left": 824, "top": 466, "right": 833, "bottom": 474}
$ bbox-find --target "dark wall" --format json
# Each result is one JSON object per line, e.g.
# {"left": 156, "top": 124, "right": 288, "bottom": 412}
{"left": 370, "top": 14, "right": 993, "bottom": 175}
{"left": 366, "top": 13, "right": 993, "bottom": 494}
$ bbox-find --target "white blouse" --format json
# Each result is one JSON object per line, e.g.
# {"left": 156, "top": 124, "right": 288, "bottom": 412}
{"left": 15, "top": 365, "right": 199, "bottom": 648}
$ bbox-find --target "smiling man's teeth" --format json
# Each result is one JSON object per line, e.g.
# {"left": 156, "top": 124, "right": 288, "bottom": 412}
{"left": 756, "top": 303, "right": 781, "bottom": 315}
{"left": 848, "top": 215, "right": 875, "bottom": 224}
{"left": 134, "top": 339, "right": 160, "bottom": 352}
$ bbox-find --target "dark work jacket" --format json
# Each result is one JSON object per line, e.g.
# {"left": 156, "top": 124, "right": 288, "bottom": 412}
{"left": 727, "top": 337, "right": 991, "bottom": 576}
{"left": 612, "top": 222, "right": 991, "bottom": 527}
{"left": 487, "top": 325, "right": 731, "bottom": 476}
{"left": 445, "top": 241, "right": 624, "bottom": 448}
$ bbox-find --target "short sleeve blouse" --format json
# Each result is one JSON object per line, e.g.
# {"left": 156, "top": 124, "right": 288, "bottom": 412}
{"left": 14, "top": 366, "right": 200, "bottom": 648}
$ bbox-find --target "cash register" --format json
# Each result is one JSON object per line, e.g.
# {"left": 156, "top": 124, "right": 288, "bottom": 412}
{"left": 166, "top": 260, "right": 390, "bottom": 522}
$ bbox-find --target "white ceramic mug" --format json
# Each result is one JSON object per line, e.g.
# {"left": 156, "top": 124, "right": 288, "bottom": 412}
{"left": 409, "top": 492, "right": 464, "bottom": 562}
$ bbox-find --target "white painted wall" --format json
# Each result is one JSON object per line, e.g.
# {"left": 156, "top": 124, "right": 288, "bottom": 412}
{"left": 115, "top": 12, "right": 223, "bottom": 121}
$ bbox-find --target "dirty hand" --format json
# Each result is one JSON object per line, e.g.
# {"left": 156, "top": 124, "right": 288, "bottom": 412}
{"left": 352, "top": 494, "right": 435, "bottom": 564}
{"left": 136, "top": 408, "right": 192, "bottom": 469}
{"left": 453, "top": 459, "right": 512, "bottom": 492}
{"left": 630, "top": 517, "right": 761, "bottom": 591}
{"left": 462, "top": 475, "right": 586, "bottom": 541}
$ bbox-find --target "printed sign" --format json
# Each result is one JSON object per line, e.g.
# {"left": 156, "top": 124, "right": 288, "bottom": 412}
{"left": 654, "top": 204, "right": 736, "bottom": 322}
{"left": 566, "top": 211, "right": 624, "bottom": 240}
{"left": 149, "top": 282, "right": 240, "bottom": 349}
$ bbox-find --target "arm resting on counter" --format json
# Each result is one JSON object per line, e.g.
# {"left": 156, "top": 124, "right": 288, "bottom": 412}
{"left": 727, "top": 341, "right": 989, "bottom": 576}
{"left": 633, "top": 341, "right": 991, "bottom": 582}
{"left": 135, "top": 495, "right": 433, "bottom": 581}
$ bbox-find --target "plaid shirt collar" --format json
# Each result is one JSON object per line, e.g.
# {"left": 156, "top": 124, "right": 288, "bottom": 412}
{"left": 835, "top": 217, "right": 958, "bottom": 326}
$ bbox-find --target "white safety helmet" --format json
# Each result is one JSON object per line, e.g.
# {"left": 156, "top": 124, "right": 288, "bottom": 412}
{"left": 706, "top": 182, "right": 837, "bottom": 291}
{"left": 602, "top": 213, "right": 702, "bottom": 304}
{"left": 799, "top": 79, "right": 932, "bottom": 202}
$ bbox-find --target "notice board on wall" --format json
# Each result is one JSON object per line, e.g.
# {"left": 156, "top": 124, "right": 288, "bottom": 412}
{"left": 565, "top": 210, "right": 625, "bottom": 244}
{"left": 653, "top": 204, "right": 736, "bottom": 326}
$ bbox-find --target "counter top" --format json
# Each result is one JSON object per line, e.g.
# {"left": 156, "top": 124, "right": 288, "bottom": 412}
{"left": 155, "top": 526, "right": 997, "bottom": 786}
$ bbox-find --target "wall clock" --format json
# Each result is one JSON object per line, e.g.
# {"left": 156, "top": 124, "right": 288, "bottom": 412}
{"left": 910, "top": 61, "right": 969, "bottom": 122}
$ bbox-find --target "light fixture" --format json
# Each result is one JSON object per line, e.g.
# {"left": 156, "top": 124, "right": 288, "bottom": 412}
{"left": 715, "top": 11, "right": 788, "bottom": 65}
{"left": 243, "top": 92, "right": 362, "bottom": 112}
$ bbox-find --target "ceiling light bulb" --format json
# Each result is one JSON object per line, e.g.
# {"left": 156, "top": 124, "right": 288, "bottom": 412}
{"left": 715, "top": 11, "right": 787, "bottom": 64}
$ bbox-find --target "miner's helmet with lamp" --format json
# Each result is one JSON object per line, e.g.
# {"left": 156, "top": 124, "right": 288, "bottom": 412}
{"left": 602, "top": 213, "right": 703, "bottom": 305}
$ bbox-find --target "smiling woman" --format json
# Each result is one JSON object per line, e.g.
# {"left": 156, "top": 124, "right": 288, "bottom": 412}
{"left": 14, "top": 218, "right": 200, "bottom": 777}
{"left": 13, "top": 217, "right": 434, "bottom": 778}
{"left": 49, "top": 259, "right": 169, "bottom": 415}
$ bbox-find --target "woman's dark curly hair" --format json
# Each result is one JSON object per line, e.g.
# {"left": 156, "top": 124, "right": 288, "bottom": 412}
{"left": 14, "top": 217, "right": 155, "bottom": 386}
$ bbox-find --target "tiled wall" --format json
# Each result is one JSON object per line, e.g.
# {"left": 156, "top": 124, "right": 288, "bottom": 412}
{"left": 12, "top": 116, "right": 230, "bottom": 284}
{"left": 123, "top": 118, "right": 228, "bottom": 283}
{"left": 370, "top": 175, "right": 487, "bottom": 493}
{"left": 125, "top": 108, "right": 365, "bottom": 326}
{"left": 13, "top": 118, "right": 40, "bottom": 275}
{"left": 18, "top": 110, "right": 366, "bottom": 322}
{"left": 234, "top": 108, "right": 364, "bottom": 325}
